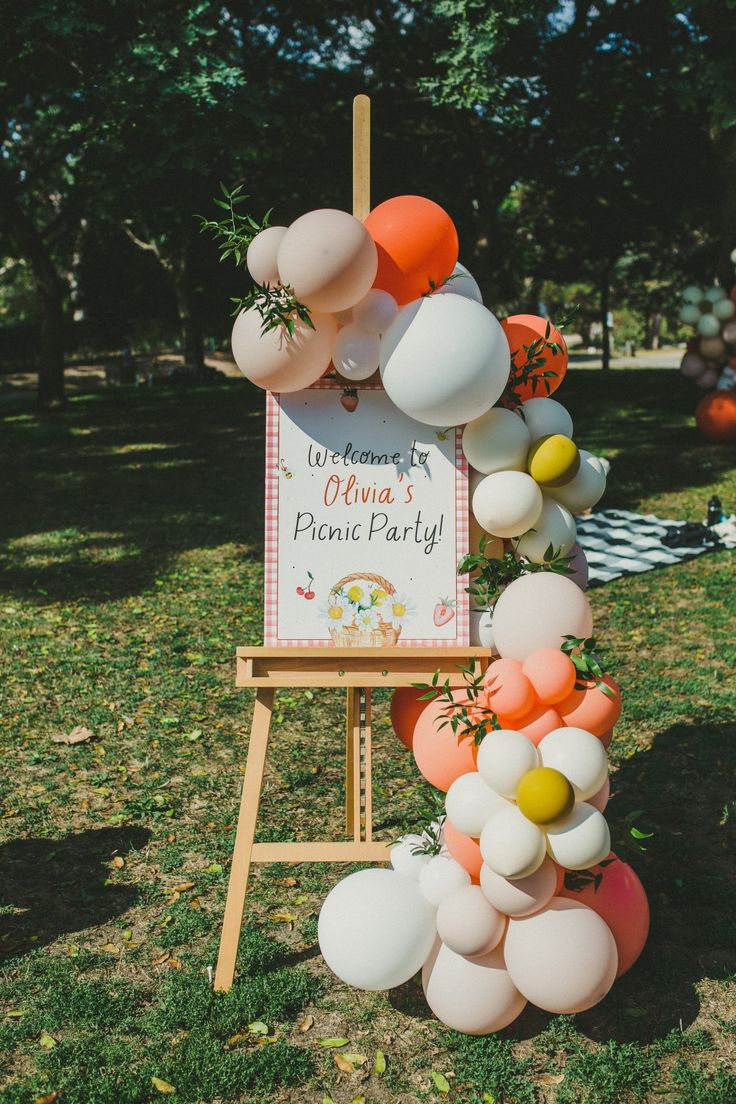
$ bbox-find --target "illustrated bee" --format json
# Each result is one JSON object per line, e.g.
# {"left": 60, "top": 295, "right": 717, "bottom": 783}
{"left": 279, "top": 459, "right": 293, "bottom": 479}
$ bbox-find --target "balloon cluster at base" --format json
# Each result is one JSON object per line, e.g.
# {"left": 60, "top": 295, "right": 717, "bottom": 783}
{"left": 677, "top": 262, "right": 736, "bottom": 443}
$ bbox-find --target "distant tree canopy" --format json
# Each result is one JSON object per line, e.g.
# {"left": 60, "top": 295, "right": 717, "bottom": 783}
{"left": 0, "top": 0, "right": 732, "bottom": 402}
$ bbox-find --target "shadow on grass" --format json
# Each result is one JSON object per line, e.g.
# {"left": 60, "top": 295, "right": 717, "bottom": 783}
{"left": 0, "top": 825, "right": 151, "bottom": 959}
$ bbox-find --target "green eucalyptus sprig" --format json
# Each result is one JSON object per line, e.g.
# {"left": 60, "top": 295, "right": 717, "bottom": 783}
{"left": 423, "top": 271, "right": 463, "bottom": 296}
{"left": 394, "top": 790, "right": 447, "bottom": 856}
{"left": 413, "top": 663, "right": 501, "bottom": 746}
{"left": 197, "top": 183, "right": 272, "bottom": 267}
{"left": 458, "top": 536, "right": 574, "bottom": 612}
{"left": 560, "top": 634, "right": 615, "bottom": 698}
{"left": 230, "top": 283, "right": 315, "bottom": 336}
{"left": 502, "top": 307, "right": 579, "bottom": 408}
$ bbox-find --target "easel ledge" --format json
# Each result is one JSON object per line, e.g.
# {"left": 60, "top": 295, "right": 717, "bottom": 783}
{"left": 236, "top": 645, "right": 491, "bottom": 687}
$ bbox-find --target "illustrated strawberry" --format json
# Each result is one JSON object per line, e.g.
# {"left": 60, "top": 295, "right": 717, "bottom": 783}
{"left": 341, "top": 388, "right": 359, "bottom": 413}
{"left": 433, "top": 598, "right": 456, "bottom": 626}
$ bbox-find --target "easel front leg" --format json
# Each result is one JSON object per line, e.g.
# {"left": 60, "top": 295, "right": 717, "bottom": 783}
{"left": 214, "top": 687, "right": 274, "bottom": 992}
{"left": 345, "top": 688, "right": 362, "bottom": 839}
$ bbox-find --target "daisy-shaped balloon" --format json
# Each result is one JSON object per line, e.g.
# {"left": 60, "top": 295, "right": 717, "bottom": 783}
{"left": 467, "top": 727, "right": 610, "bottom": 879}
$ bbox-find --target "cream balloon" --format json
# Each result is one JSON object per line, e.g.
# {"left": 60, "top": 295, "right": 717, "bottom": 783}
{"left": 246, "top": 226, "right": 288, "bottom": 285}
{"left": 419, "top": 854, "right": 471, "bottom": 906}
{"left": 390, "top": 834, "right": 432, "bottom": 880}
{"left": 352, "top": 289, "right": 399, "bottom": 334}
{"left": 680, "top": 352, "right": 708, "bottom": 379}
{"left": 513, "top": 497, "right": 577, "bottom": 564}
{"left": 697, "top": 312, "right": 722, "bottom": 338}
{"left": 231, "top": 307, "right": 336, "bottom": 393}
{"left": 696, "top": 366, "right": 719, "bottom": 389}
{"left": 445, "top": 772, "right": 509, "bottom": 838}
{"left": 519, "top": 397, "right": 574, "bottom": 442}
{"left": 480, "top": 806, "right": 547, "bottom": 879}
{"left": 436, "top": 885, "right": 506, "bottom": 957}
{"left": 476, "top": 729, "right": 538, "bottom": 798}
{"left": 480, "top": 856, "right": 558, "bottom": 917}
{"left": 470, "top": 607, "right": 496, "bottom": 650}
{"left": 567, "top": 541, "right": 589, "bottom": 590}
{"left": 699, "top": 336, "right": 726, "bottom": 361}
{"left": 462, "top": 408, "right": 531, "bottom": 475}
{"left": 492, "top": 572, "right": 593, "bottom": 662}
{"left": 713, "top": 297, "right": 735, "bottom": 321}
{"left": 380, "top": 295, "right": 511, "bottom": 426}
{"left": 588, "top": 775, "right": 611, "bottom": 812}
{"left": 472, "top": 471, "right": 543, "bottom": 538}
{"left": 704, "top": 286, "right": 726, "bottom": 303}
{"left": 538, "top": 727, "right": 609, "bottom": 801}
{"left": 318, "top": 869, "right": 437, "bottom": 990}
{"left": 504, "top": 897, "right": 618, "bottom": 1013}
{"left": 277, "top": 208, "right": 378, "bottom": 313}
{"left": 436, "top": 261, "right": 483, "bottom": 304}
{"left": 681, "top": 285, "right": 704, "bottom": 304}
{"left": 332, "top": 323, "right": 380, "bottom": 381}
{"left": 545, "top": 450, "right": 606, "bottom": 513}
{"left": 422, "top": 940, "right": 526, "bottom": 1034}
{"left": 545, "top": 802, "right": 611, "bottom": 870}
{"left": 678, "top": 303, "right": 701, "bottom": 325}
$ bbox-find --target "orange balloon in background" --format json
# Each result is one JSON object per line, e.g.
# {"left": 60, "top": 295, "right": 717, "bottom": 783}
{"left": 501, "top": 315, "right": 568, "bottom": 402}
{"left": 558, "top": 674, "right": 622, "bottom": 737}
{"left": 412, "top": 695, "right": 478, "bottom": 792}
{"left": 390, "top": 687, "right": 430, "bottom": 751}
{"left": 521, "top": 648, "right": 577, "bottom": 705}
{"left": 695, "top": 390, "right": 736, "bottom": 442}
{"left": 444, "top": 819, "right": 483, "bottom": 879}
{"left": 500, "top": 703, "right": 563, "bottom": 746}
{"left": 364, "top": 196, "right": 459, "bottom": 305}
{"left": 559, "top": 853, "right": 649, "bottom": 977}
{"left": 483, "top": 659, "right": 536, "bottom": 720}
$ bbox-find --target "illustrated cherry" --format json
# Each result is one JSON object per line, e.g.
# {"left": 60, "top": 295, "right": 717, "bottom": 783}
{"left": 296, "top": 586, "right": 304, "bottom": 595}
{"left": 297, "top": 571, "right": 315, "bottom": 599}
{"left": 304, "top": 589, "right": 315, "bottom": 600}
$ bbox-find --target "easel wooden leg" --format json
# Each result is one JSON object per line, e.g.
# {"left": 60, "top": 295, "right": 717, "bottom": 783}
{"left": 362, "top": 689, "right": 373, "bottom": 842}
{"left": 346, "top": 688, "right": 362, "bottom": 839}
{"left": 214, "top": 687, "right": 274, "bottom": 992}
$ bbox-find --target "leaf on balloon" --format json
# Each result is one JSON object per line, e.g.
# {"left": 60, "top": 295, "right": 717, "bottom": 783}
{"left": 151, "top": 1076, "right": 176, "bottom": 1094}
{"left": 318, "top": 1037, "right": 349, "bottom": 1048}
{"left": 374, "top": 1050, "right": 386, "bottom": 1075}
{"left": 431, "top": 1071, "right": 451, "bottom": 1093}
{"left": 51, "top": 726, "right": 94, "bottom": 745}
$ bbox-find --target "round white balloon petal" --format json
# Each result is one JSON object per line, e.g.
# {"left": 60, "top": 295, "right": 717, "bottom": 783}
{"left": 352, "top": 288, "right": 399, "bottom": 334}
{"left": 462, "top": 407, "right": 531, "bottom": 475}
{"left": 390, "top": 834, "right": 431, "bottom": 880}
{"left": 538, "top": 726, "right": 608, "bottom": 800}
{"left": 476, "top": 729, "right": 538, "bottom": 798}
{"left": 436, "top": 885, "right": 506, "bottom": 957}
{"left": 545, "top": 802, "right": 611, "bottom": 870}
{"left": 422, "top": 940, "right": 526, "bottom": 1034}
{"left": 472, "top": 470, "right": 543, "bottom": 538}
{"left": 332, "top": 323, "right": 380, "bottom": 380}
{"left": 480, "top": 806, "right": 547, "bottom": 879}
{"left": 545, "top": 450, "right": 606, "bottom": 513}
{"left": 513, "top": 497, "right": 577, "bottom": 564}
{"left": 480, "top": 856, "right": 558, "bottom": 917}
{"left": 519, "top": 397, "right": 573, "bottom": 442}
{"left": 445, "top": 772, "right": 509, "bottom": 838}
{"left": 436, "top": 261, "right": 483, "bottom": 304}
{"left": 419, "top": 854, "right": 471, "bottom": 907}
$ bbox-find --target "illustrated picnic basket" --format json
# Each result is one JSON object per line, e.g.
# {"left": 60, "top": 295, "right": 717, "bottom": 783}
{"left": 328, "top": 572, "right": 402, "bottom": 646}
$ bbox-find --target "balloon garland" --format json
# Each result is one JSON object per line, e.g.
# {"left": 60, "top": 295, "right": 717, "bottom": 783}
{"left": 204, "top": 190, "right": 648, "bottom": 1034}
{"left": 677, "top": 256, "right": 736, "bottom": 442}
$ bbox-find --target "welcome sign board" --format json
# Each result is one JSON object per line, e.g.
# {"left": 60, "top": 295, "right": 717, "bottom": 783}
{"left": 264, "top": 382, "right": 469, "bottom": 646}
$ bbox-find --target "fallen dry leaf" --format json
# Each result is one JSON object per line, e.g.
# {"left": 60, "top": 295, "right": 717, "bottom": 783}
{"left": 38, "top": 1032, "right": 56, "bottom": 1050}
{"left": 318, "top": 1037, "right": 349, "bottom": 1049}
{"left": 35, "top": 1094, "right": 59, "bottom": 1104}
{"left": 538, "top": 1073, "right": 565, "bottom": 1086}
{"left": 171, "top": 881, "right": 195, "bottom": 893}
{"left": 167, "top": 958, "right": 182, "bottom": 970}
{"left": 374, "top": 1050, "right": 386, "bottom": 1075}
{"left": 112, "top": 856, "right": 125, "bottom": 869}
{"left": 52, "top": 726, "right": 93, "bottom": 746}
{"left": 333, "top": 1053, "right": 356, "bottom": 1074}
{"left": 151, "top": 1076, "right": 176, "bottom": 1094}
{"left": 297, "top": 1014, "right": 314, "bottom": 1033}
{"left": 102, "top": 943, "right": 120, "bottom": 955}
{"left": 269, "top": 910, "right": 298, "bottom": 923}
{"left": 151, "top": 951, "right": 171, "bottom": 966}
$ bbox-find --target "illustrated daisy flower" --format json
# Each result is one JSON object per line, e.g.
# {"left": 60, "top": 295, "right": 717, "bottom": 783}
{"left": 322, "top": 593, "right": 352, "bottom": 625}
{"left": 388, "top": 593, "right": 416, "bottom": 626}
{"left": 355, "top": 606, "right": 381, "bottom": 631}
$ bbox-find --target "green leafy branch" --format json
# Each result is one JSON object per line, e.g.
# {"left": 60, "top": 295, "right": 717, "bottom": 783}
{"left": 563, "top": 856, "right": 616, "bottom": 894}
{"left": 502, "top": 307, "right": 579, "bottom": 408}
{"left": 413, "top": 664, "right": 501, "bottom": 746}
{"left": 423, "top": 271, "right": 463, "bottom": 296}
{"left": 230, "top": 283, "right": 315, "bottom": 336}
{"left": 197, "top": 182, "right": 272, "bottom": 267}
{"left": 560, "top": 634, "right": 615, "bottom": 698}
{"left": 458, "top": 535, "right": 574, "bottom": 612}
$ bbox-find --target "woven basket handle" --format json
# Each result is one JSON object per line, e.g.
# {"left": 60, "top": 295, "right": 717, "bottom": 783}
{"left": 331, "top": 571, "right": 396, "bottom": 596}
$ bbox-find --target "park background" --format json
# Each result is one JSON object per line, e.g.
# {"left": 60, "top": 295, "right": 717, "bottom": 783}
{"left": 1, "top": 4, "right": 735, "bottom": 1104}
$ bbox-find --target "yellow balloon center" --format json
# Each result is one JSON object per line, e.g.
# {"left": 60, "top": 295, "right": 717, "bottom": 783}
{"left": 527, "top": 434, "right": 580, "bottom": 487}
{"left": 516, "top": 767, "right": 575, "bottom": 825}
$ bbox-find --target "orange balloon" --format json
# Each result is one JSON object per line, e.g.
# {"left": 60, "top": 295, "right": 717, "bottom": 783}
{"left": 559, "top": 853, "right": 649, "bottom": 977}
{"left": 695, "top": 390, "right": 736, "bottom": 442}
{"left": 444, "top": 819, "right": 483, "bottom": 879}
{"left": 521, "top": 649, "right": 577, "bottom": 705}
{"left": 483, "top": 658, "right": 536, "bottom": 720}
{"left": 558, "top": 674, "right": 622, "bottom": 736}
{"left": 501, "top": 315, "right": 568, "bottom": 402}
{"left": 390, "top": 687, "right": 430, "bottom": 751}
{"left": 499, "top": 703, "right": 562, "bottom": 746}
{"left": 412, "top": 695, "right": 478, "bottom": 792}
{"left": 600, "top": 727, "right": 614, "bottom": 750}
{"left": 364, "top": 196, "right": 459, "bottom": 305}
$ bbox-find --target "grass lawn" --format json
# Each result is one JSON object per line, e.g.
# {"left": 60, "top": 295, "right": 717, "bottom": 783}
{"left": 0, "top": 368, "right": 734, "bottom": 1104}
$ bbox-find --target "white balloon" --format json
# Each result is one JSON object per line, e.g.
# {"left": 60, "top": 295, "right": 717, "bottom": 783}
{"left": 538, "top": 727, "right": 608, "bottom": 800}
{"left": 445, "top": 772, "right": 509, "bottom": 838}
{"left": 519, "top": 397, "right": 573, "bottom": 443}
{"left": 697, "top": 313, "right": 722, "bottom": 338}
{"left": 480, "top": 856, "right": 558, "bottom": 917}
{"left": 704, "top": 286, "right": 726, "bottom": 303}
{"left": 477, "top": 729, "right": 538, "bottom": 798}
{"left": 681, "top": 285, "right": 704, "bottom": 304}
{"left": 545, "top": 450, "right": 606, "bottom": 513}
{"left": 436, "top": 885, "right": 506, "bottom": 957}
{"left": 545, "top": 802, "right": 611, "bottom": 870}
{"left": 678, "top": 303, "right": 701, "bottom": 325}
{"left": 472, "top": 471, "right": 543, "bottom": 538}
{"left": 713, "top": 297, "right": 736, "bottom": 321}
{"left": 390, "top": 834, "right": 431, "bottom": 880}
{"left": 513, "top": 497, "right": 577, "bottom": 563}
{"left": 436, "top": 261, "right": 483, "bottom": 304}
{"left": 504, "top": 898, "right": 618, "bottom": 1013}
{"left": 462, "top": 407, "right": 531, "bottom": 475}
{"left": 352, "top": 289, "right": 399, "bottom": 334}
{"left": 422, "top": 940, "right": 526, "bottom": 1034}
{"left": 318, "top": 869, "right": 437, "bottom": 990}
{"left": 419, "top": 854, "right": 471, "bottom": 906}
{"left": 380, "top": 295, "right": 510, "bottom": 426}
{"left": 492, "top": 572, "right": 593, "bottom": 662}
{"left": 246, "top": 226, "right": 288, "bottom": 285}
{"left": 470, "top": 607, "right": 496, "bottom": 650}
{"left": 332, "top": 323, "right": 380, "bottom": 380}
{"left": 480, "top": 806, "right": 547, "bottom": 879}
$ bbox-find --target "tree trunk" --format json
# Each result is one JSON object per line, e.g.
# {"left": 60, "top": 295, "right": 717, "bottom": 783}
{"left": 173, "top": 232, "right": 204, "bottom": 373}
{"left": 38, "top": 280, "right": 66, "bottom": 405}
{"left": 646, "top": 311, "right": 662, "bottom": 351}
{"left": 600, "top": 269, "right": 612, "bottom": 371}
{"left": 716, "top": 130, "right": 736, "bottom": 288}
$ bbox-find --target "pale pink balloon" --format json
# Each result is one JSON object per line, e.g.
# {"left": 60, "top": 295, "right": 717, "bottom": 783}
{"left": 231, "top": 307, "right": 336, "bottom": 392}
{"left": 246, "top": 226, "right": 288, "bottom": 285}
{"left": 492, "top": 573, "right": 594, "bottom": 663}
{"left": 422, "top": 939, "right": 526, "bottom": 1034}
{"left": 588, "top": 775, "right": 610, "bottom": 811}
{"left": 277, "top": 208, "right": 378, "bottom": 313}
{"left": 722, "top": 318, "right": 736, "bottom": 344}
{"left": 695, "top": 366, "right": 719, "bottom": 389}
{"left": 436, "top": 885, "right": 506, "bottom": 957}
{"left": 567, "top": 541, "right": 589, "bottom": 590}
{"left": 504, "top": 897, "right": 618, "bottom": 1014}
{"left": 680, "top": 351, "right": 708, "bottom": 379}
{"left": 480, "top": 857, "right": 558, "bottom": 918}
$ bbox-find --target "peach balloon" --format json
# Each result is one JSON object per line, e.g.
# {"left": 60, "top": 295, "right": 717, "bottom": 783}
{"left": 696, "top": 390, "right": 736, "bottom": 441}
{"left": 492, "top": 573, "right": 594, "bottom": 663}
{"left": 277, "top": 209, "right": 378, "bottom": 313}
{"left": 522, "top": 649, "right": 577, "bottom": 704}
{"left": 506, "top": 703, "right": 563, "bottom": 747}
{"left": 231, "top": 308, "right": 336, "bottom": 392}
{"left": 412, "top": 695, "right": 478, "bottom": 792}
{"left": 558, "top": 674, "right": 622, "bottom": 737}
{"left": 599, "top": 727, "right": 614, "bottom": 750}
{"left": 422, "top": 939, "right": 526, "bottom": 1034}
{"left": 365, "top": 195, "right": 459, "bottom": 305}
{"left": 444, "top": 819, "right": 483, "bottom": 879}
{"left": 246, "top": 225, "right": 288, "bottom": 285}
{"left": 483, "top": 659, "right": 536, "bottom": 720}
{"left": 390, "top": 687, "right": 430, "bottom": 751}
{"left": 560, "top": 854, "right": 649, "bottom": 976}
{"left": 501, "top": 315, "right": 568, "bottom": 401}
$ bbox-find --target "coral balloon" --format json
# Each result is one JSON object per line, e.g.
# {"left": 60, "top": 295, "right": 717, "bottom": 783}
{"left": 557, "top": 675, "right": 622, "bottom": 738}
{"left": 231, "top": 308, "right": 336, "bottom": 393}
{"left": 522, "top": 649, "right": 577, "bottom": 705}
{"left": 412, "top": 694, "right": 478, "bottom": 791}
{"left": 483, "top": 658, "right": 536, "bottom": 719}
{"left": 390, "top": 687, "right": 430, "bottom": 751}
{"left": 492, "top": 573, "right": 593, "bottom": 662}
{"left": 277, "top": 208, "right": 378, "bottom": 313}
{"left": 696, "top": 390, "right": 736, "bottom": 442}
{"left": 502, "top": 315, "right": 568, "bottom": 401}
{"left": 511, "top": 703, "right": 564, "bottom": 746}
{"left": 365, "top": 195, "right": 459, "bottom": 304}
{"left": 246, "top": 226, "right": 288, "bottom": 285}
{"left": 422, "top": 940, "right": 526, "bottom": 1034}
{"left": 444, "top": 819, "right": 483, "bottom": 879}
{"left": 560, "top": 854, "right": 649, "bottom": 976}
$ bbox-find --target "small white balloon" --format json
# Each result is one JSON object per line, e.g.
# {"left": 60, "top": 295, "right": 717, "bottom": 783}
{"left": 246, "top": 226, "right": 288, "bottom": 285}
{"left": 445, "top": 772, "right": 509, "bottom": 838}
{"left": 437, "top": 261, "right": 483, "bottom": 304}
{"left": 480, "top": 806, "right": 547, "bottom": 879}
{"left": 538, "top": 727, "right": 608, "bottom": 800}
{"left": 513, "top": 497, "right": 577, "bottom": 563}
{"left": 352, "top": 289, "right": 399, "bottom": 334}
{"left": 545, "top": 802, "right": 611, "bottom": 870}
{"left": 480, "top": 855, "right": 558, "bottom": 917}
{"left": 731, "top": 248, "right": 736, "bottom": 264}
{"left": 681, "top": 285, "right": 704, "bottom": 304}
{"left": 713, "top": 297, "right": 736, "bottom": 321}
{"left": 545, "top": 450, "right": 606, "bottom": 513}
{"left": 462, "top": 407, "right": 531, "bottom": 475}
{"left": 332, "top": 323, "right": 380, "bottom": 380}
{"left": 704, "top": 286, "right": 726, "bottom": 303}
{"left": 519, "top": 397, "right": 573, "bottom": 442}
{"left": 477, "top": 729, "right": 538, "bottom": 798}
{"left": 436, "top": 885, "right": 506, "bottom": 957}
{"left": 472, "top": 470, "right": 543, "bottom": 538}
{"left": 419, "top": 854, "right": 471, "bottom": 907}
{"left": 422, "top": 940, "right": 527, "bottom": 1034}
{"left": 697, "top": 313, "right": 722, "bottom": 338}
{"left": 678, "top": 303, "right": 702, "bottom": 325}
{"left": 470, "top": 607, "right": 496, "bottom": 650}
{"left": 390, "top": 834, "right": 431, "bottom": 880}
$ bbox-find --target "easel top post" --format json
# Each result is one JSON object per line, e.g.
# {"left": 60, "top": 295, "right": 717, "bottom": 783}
{"left": 353, "top": 94, "right": 371, "bottom": 221}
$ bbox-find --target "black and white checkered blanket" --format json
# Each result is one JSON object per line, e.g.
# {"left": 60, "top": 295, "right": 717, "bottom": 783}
{"left": 576, "top": 508, "right": 736, "bottom": 587}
